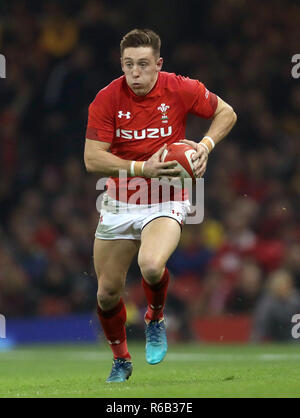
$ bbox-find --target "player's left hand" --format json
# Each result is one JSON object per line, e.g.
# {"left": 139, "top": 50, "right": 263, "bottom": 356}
{"left": 179, "top": 139, "right": 208, "bottom": 178}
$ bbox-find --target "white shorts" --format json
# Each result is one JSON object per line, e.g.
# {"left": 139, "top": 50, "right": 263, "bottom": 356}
{"left": 95, "top": 193, "right": 191, "bottom": 240}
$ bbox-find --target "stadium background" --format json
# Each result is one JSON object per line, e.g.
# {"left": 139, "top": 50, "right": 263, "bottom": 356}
{"left": 0, "top": 0, "right": 300, "bottom": 346}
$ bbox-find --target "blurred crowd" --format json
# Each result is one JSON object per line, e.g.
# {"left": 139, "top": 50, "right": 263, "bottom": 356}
{"left": 0, "top": 0, "right": 300, "bottom": 342}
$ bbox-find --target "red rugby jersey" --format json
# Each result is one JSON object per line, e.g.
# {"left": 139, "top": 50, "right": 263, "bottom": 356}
{"left": 86, "top": 71, "right": 217, "bottom": 203}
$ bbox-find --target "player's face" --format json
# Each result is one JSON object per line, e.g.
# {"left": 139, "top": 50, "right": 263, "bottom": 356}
{"left": 121, "top": 47, "right": 163, "bottom": 96}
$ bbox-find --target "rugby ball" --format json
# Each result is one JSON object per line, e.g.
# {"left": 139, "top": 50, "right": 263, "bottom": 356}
{"left": 161, "top": 142, "right": 197, "bottom": 183}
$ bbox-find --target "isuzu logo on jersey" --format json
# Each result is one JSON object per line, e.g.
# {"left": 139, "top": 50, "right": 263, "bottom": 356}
{"left": 116, "top": 126, "right": 172, "bottom": 140}
{"left": 118, "top": 111, "right": 131, "bottom": 119}
{"left": 157, "top": 103, "right": 170, "bottom": 124}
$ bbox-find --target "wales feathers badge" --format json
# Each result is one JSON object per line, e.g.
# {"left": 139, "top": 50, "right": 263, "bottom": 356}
{"left": 158, "top": 103, "right": 170, "bottom": 124}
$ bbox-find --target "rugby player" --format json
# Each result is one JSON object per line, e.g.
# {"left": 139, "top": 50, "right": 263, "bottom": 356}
{"left": 84, "top": 29, "right": 237, "bottom": 382}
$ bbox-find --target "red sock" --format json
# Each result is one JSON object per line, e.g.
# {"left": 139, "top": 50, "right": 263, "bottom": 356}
{"left": 97, "top": 298, "right": 131, "bottom": 360}
{"left": 142, "top": 267, "right": 170, "bottom": 322}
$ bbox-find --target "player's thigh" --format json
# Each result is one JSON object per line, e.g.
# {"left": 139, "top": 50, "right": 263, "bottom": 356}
{"left": 138, "top": 217, "right": 181, "bottom": 278}
{"left": 94, "top": 238, "right": 139, "bottom": 292}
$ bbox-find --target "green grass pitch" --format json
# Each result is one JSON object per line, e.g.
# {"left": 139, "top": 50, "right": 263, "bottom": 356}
{"left": 0, "top": 342, "right": 300, "bottom": 398}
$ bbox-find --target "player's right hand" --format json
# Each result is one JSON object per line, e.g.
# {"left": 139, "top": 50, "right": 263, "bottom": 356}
{"left": 143, "top": 144, "right": 182, "bottom": 178}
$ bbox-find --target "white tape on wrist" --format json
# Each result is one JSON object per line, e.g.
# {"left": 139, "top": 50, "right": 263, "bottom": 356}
{"left": 199, "top": 142, "right": 210, "bottom": 153}
{"left": 130, "top": 161, "right": 136, "bottom": 177}
{"left": 203, "top": 136, "right": 215, "bottom": 149}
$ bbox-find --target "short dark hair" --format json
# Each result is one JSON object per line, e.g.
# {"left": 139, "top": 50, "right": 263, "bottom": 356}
{"left": 120, "top": 29, "right": 161, "bottom": 57}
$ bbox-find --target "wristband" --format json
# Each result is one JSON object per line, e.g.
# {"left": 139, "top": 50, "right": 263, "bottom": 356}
{"left": 203, "top": 136, "right": 215, "bottom": 148}
{"left": 200, "top": 136, "right": 215, "bottom": 153}
{"left": 141, "top": 161, "right": 146, "bottom": 175}
{"left": 134, "top": 161, "right": 145, "bottom": 176}
{"left": 130, "top": 161, "right": 146, "bottom": 176}
{"left": 130, "top": 161, "right": 136, "bottom": 177}
{"left": 199, "top": 142, "right": 210, "bottom": 153}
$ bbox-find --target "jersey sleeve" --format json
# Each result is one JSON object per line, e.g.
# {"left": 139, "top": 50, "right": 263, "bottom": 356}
{"left": 85, "top": 88, "right": 115, "bottom": 143}
{"left": 177, "top": 76, "right": 218, "bottom": 119}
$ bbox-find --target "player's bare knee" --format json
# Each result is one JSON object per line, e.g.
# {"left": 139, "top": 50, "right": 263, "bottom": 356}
{"left": 139, "top": 260, "right": 164, "bottom": 284}
{"left": 97, "top": 288, "right": 121, "bottom": 311}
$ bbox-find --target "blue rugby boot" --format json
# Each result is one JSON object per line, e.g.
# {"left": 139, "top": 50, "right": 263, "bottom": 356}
{"left": 145, "top": 318, "right": 168, "bottom": 365}
{"left": 106, "top": 358, "right": 133, "bottom": 383}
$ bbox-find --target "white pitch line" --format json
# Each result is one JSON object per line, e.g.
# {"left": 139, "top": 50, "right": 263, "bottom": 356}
{"left": 2, "top": 351, "right": 300, "bottom": 362}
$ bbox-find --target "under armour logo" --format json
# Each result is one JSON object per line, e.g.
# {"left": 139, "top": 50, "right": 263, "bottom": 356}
{"left": 150, "top": 304, "right": 163, "bottom": 310}
{"left": 108, "top": 339, "right": 121, "bottom": 345}
{"left": 118, "top": 111, "right": 131, "bottom": 119}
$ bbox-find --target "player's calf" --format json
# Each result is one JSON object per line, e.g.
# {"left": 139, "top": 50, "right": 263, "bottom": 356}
{"left": 142, "top": 267, "right": 170, "bottom": 321}
{"left": 97, "top": 299, "right": 131, "bottom": 363}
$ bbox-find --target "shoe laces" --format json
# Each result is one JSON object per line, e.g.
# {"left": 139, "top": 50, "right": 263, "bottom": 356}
{"left": 109, "top": 358, "right": 130, "bottom": 378}
{"left": 146, "top": 320, "right": 165, "bottom": 344}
